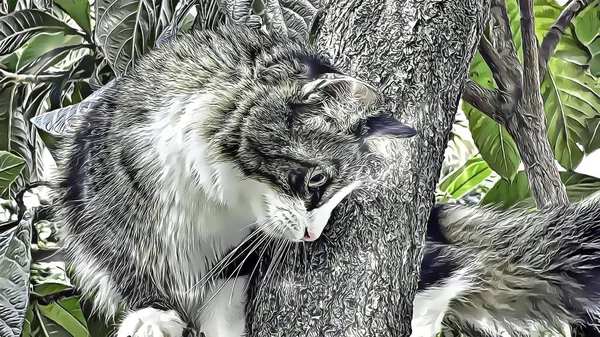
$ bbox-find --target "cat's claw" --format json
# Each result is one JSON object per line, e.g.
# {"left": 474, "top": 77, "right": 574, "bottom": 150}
{"left": 117, "top": 308, "right": 185, "bottom": 337}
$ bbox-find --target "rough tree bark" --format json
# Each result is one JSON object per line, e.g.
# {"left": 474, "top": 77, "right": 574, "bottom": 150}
{"left": 463, "top": 0, "right": 595, "bottom": 210}
{"left": 246, "top": 0, "right": 490, "bottom": 336}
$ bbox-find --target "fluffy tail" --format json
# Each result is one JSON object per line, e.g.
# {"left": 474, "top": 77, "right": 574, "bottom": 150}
{"left": 415, "top": 192, "right": 600, "bottom": 337}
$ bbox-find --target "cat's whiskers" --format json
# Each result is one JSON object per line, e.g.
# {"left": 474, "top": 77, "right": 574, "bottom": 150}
{"left": 186, "top": 221, "right": 267, "bottom": 293}
{"left": 198, "top": 227, "right": 273, "bottom": 311}
{"left": 257, "top": 228, "right": 290, "bottom": 304}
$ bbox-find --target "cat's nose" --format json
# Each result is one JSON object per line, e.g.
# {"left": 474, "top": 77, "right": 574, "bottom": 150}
{"left": 303, "top": 229, "right": 318, "bottom": 242}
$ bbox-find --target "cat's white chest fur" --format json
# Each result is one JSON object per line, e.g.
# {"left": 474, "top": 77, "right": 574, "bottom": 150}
{"left": 143, "top": 93, "right": 271, "bottom": 326}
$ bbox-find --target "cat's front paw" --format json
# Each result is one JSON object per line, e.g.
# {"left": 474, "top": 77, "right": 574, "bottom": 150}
{"left": 117, "top": 308, "right": 185, "bottom": 337}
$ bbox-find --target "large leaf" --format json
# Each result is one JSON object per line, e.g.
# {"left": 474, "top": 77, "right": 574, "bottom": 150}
{"left": 463, "top": 52, "right": 521, "bottom": 180}
{"left": 192, "top": 0, "right": 225, "bottom": 31}
{"left": 94, "top": 0, "right": 174, "bottom": 75}
{"left": 17, "top": 32, "right": 84, "bottom": 73}
{"left": 0, "top": 10, "right": 79, "bottom": 56}
{"left": 54, "top": 0, "right": 93, "bottom": 36}
{"left": 481, "top": 171, "right": 600, "bottom": 208}
{"left": 0, "top": 151, "right": 26, "bottom": 196}
{"left": 438, "top": 156, "right": 492, "bottom": 202}
{"left": 0, "top": 0, "right": 19, "bottom": 15}
{"left": 0, "top": 219, "right": 32, "bottom": 337}
{"left": 277, "top": 0, "right": 323, "bottom": 42}
{"left": 573, "top": 0, "right": 600, "bottom": 77}
{"left": 156, "top": 0, "right": 198, "bottom": 46}
{"left": 543, "top": 57, "right": 600, "bottom": 167}
{"left": 9, "top": 109, "right": 34, "bottom": 187}
{"left": 0, "top": 53, "right": 20, "bottom": 72}
{"left": 37, "top": 297, "right": 89, "bottom": 337}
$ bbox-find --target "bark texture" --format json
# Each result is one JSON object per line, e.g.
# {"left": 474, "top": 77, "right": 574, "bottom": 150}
{"left": 246, "top": 0, "right": 490, "bottom": 336}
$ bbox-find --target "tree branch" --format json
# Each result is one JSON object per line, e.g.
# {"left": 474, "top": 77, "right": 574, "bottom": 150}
{"left": 539, "top": 0, "right": 595, "bottom": 80}
{"left": 489, "top": 0, "right": 522, "bottom": 78}
{"left": 462, "top": 79, "right": 502, "bottom": 123}
{"left": 519, "top": 0, "right": 541, "bottom": 120}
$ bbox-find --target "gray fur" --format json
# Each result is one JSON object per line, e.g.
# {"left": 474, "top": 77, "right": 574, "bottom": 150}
{"left": 422, "top": 194, "right": 600, "bottom": 336}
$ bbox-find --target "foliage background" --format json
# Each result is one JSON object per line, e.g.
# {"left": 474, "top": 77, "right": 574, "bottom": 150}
{"left": 0, "top": 0, "right": 598, "bottom": 336}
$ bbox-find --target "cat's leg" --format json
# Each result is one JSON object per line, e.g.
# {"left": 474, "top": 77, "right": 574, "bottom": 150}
{"left": 117, "top": 307, "right": 186, "bottom": 337}
{"left": 199, "top": 276, "right": 248, "bottom": 337}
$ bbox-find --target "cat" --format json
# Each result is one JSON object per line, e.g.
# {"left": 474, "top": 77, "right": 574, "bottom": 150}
{"left": 51, "top": 23, "right": 417, "bottom": 337}
{"left": 415, "top": 196, "right": 600, "bottom": 337}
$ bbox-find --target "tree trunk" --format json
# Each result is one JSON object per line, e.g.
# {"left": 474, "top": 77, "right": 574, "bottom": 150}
{"left": 246, "top": 0, "right": 490, "bottom": 336}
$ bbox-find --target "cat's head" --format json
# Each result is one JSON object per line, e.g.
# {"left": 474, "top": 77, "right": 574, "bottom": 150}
{"left": 225, "top": 72, "right": 416, "bottom": 242}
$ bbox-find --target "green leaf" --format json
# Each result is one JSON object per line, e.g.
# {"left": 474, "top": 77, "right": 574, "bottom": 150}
{"left": 542, "top": 57, "right": 600, "bottom": 169}
{"left": 0, "top": 150, "right": 25, "bottom": 195}
{"left": 0, "top": 9, "right": 78, "bottom": 56}
{"left": 481, "top": 171, "right": 600, "bottom": 209}
{"left": 22, "top": 305, "right": 34, "bottom": 337}
{"left": 17, "top": 32, "right": 83, "bottom": 71}
{"left": 54, "top": 0, "right": 93, "bottom": 36}
{"left": 0, "top": 220, "right": 32, "bottom": 337}
{"left": 0, "top": 52, "right": 20, "bottom": 72}
{"left": 0, "top": 0, "right": 19, "bottom": 15}
{"left": 573, "top": 1, "right": 600, "bottom": 47}
{"left": 276, "top": 0, "right": 324, "bottom": 42}
{"left": 591, "top": 52, "right": 600, "bottom": 77}
{"left": 33, "top": 281, "right": 72, "bottom": 297}
{"left": 438, "top": 156, "right": 492, "bottom": 202}
{"left": 37, "top": 297, "right": 89, "bottom": 337}
{"left": 94, "top": 0, "right": 169, "bottom": 75}
{"left": 463, "top": 52, "right": 520, "bottom": 180}
{"left": 191, "top": 0, "right": 225, "bottom": 31}
{"left": 9, "top": 109, "right": 33, "bottom": 186}
{"left": 553, "top": 33, "right": 592, "bottom": 66}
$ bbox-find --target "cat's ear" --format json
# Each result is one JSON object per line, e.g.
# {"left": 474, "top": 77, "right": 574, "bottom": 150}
{"left": 358, "top": 113, "right": 417, "bottom": 140}
{"left": 301, "top": 73, "right": 378, "bottom": 107}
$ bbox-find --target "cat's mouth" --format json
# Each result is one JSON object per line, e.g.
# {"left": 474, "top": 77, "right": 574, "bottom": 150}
{"left": 258, "top": 181, "right": 362, "bottom": 243}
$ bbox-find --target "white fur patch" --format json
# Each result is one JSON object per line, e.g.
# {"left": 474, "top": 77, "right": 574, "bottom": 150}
{"left": 117, "top": 308, "right": 185, "bottom": 337}
{"left": 198, "top": 276, "right": 248, "bottom": 337}
{"left": 411, "top": 269, "right": 474, "bottom": 337}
